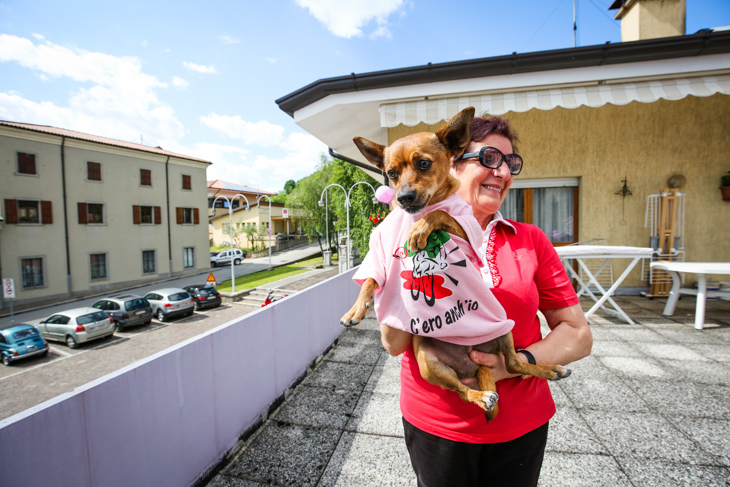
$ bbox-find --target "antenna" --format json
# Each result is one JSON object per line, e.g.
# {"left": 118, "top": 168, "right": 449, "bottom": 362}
{"left": 573, "top": 0, "right": 577, "bottom": 48}
{"left": 141, "top": 134, "right": 144, "bottom": 145}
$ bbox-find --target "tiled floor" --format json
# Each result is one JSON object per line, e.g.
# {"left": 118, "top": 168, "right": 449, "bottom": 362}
{"left": 206, "top": 296, "right": 730, "bottom": 486}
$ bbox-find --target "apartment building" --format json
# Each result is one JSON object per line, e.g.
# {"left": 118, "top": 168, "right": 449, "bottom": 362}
{"left": 0, "top": 121, "right": 211, "bottom": 310}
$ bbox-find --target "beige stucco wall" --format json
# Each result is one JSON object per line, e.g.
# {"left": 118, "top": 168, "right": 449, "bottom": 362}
{"left": 618, "top": 0, "right": 686, "bottom": 42}
{"left": 0, "top": 127, "right": 210, "bottom": 308}
{"left": 389, "top": 94, "right": 730, "bottom": 288}
{"left": 209, "top": 204, "right": 289, "bottom": 249}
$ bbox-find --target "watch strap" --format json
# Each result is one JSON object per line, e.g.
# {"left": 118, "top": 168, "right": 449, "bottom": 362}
{"left": 515, "top": 348, "right": 536, "bottom": 365}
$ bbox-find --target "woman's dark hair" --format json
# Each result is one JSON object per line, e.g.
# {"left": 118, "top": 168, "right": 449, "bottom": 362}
{"left": 453, "top": 115, "right": 520, "bottom": 168}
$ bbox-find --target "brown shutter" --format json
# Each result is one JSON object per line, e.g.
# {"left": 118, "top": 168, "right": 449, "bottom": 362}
{"left": 140, "top": 169, "right": 151, "bottom": 186}
{"left": 41, "top": 201, "right": 53, "bottom": 224}
{"left": 182, "top": 175, "right": 191, "bottom": 190}
{"left": 154, "top": 206, "right": 161, "bottom": 225}
{"left": 18, "top": 153, "right": 36, "bottom": 174}
{"left": 78, "top": 202, "right": 88, "bottom": 224}
{"left": 4, "top": 199, "right": 18, "bottom": 224}
{"left": 176, "top": 207, "right": 183, "bottom": 224}
{"left": 133, "top": 205, "right": 141, "bottom": 224}
{"left": 87, "top": 162, "right": 101, "bottom": 181}
{"left": 193, "top": 208, "right": 199, "bottom": 224}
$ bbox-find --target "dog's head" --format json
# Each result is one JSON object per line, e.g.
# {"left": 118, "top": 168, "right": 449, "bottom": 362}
{"left": 353, "top": 107, "right": 474, "bottom": 214}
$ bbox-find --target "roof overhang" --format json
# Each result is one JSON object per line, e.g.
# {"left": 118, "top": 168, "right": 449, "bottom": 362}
{"left": 276, "top": 30, "right": 730, "bottom": 178}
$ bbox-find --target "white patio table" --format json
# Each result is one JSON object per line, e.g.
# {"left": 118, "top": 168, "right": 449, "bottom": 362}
{"left": 650, "top": 261, "right": 730, "bottom": 330}
{"left": 556, "top": 245, "right": 654, "bottom": 325}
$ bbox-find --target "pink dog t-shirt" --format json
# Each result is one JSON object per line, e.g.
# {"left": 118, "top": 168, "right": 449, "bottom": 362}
{"left": 354, "top": 194, "right": 514, "bottom": 346}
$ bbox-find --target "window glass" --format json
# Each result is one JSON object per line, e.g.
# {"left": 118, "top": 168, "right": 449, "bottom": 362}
{"left": 124, "top": 298, "right": 149, "bottom": 311}
{"left": 18, "top": 200, "right": 40, "bottom": 224}
{"left": 142, "top": 250, "right": 156, "bottom": 273}
{"left": 501, "top": 189, "right": 525, "bottom": 222}
{"left": 17, "top": 152, "right": 36, "bottom": 175}
{"left": 140, "top": 206, "right": 153, "bottom": 224}
{"left": 87, "top": 204, "right": 104, "bottom": 224}
{"left": 0, "top": 335, "right": 6, "bottom": 344}
{"left": 532, "top": 188, "right": 575, "bottom": 243}
{"left": 183, "top": 247, "right": 195, "bottom": 268}
{"left": 21, "top": 258, "right": 44, "bottom": 287}
{"left": 13, "top": 328, "right": 37, "bottom": 340}
{"left": 168, "top": 292, "right": 190, "bottom": 301}
{"left": 90, "top": 253, "right": 107, "bottom": 280}
{"left": 182, "top": 208, "right": 193, "bottom": 224}
{"left": 198, "top": 288, "right": 215, "bottom": 296}
{"left": 77, "top": 312, "right": 108, "bottom": 325}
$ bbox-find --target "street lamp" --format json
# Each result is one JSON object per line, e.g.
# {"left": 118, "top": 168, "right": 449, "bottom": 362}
{"left": 211, "top": 194, "right": 250, "bottom": 293}
{"left": 257, "top": 195, "right": 273, "bottom": 270}
{"left": 319, "top": 184, "right": 349, "bottom": 269}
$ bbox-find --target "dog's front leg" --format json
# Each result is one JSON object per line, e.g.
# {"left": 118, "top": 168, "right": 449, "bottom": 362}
{"left": 407, "top": 210, "right": 468, "bottom": 252}
{"left": 340, "top": 278, "right": 379, "bottom": 327}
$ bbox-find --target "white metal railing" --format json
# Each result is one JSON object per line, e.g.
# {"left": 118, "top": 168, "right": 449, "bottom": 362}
{"left": 0, "top": 268, "right": 360, "bottom": 487}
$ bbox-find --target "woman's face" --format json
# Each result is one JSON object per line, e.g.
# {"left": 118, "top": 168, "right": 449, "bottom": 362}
{"left": 451, "top": 133, "right": 514, "bottom": 224}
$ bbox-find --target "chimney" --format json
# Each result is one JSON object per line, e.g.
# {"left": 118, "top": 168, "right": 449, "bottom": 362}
{"left": 609, "top": 0, "right": 686, "bottom": 42}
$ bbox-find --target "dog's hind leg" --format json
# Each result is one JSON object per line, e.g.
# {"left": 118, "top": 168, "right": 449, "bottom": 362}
{"left": 477, "top": 366, "right": 499, "bottom": 421}
{"left": 340, "top": 278, "right": 378, "bottom": 327}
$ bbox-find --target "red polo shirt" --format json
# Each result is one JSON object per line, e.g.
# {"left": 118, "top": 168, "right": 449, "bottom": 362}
{"left": 399, "top": 219, "right": 579, "bottom": 443}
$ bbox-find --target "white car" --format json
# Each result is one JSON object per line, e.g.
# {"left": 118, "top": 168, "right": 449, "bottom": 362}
{"left": 36, "top": 307, "right": 115, "bottom": 349}
{"left": 210, "top": 248, "right": 245, "bottom": 267}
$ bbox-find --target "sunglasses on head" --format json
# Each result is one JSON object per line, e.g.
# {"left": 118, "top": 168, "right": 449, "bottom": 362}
{"left": 459, "top": 146, "right": 523, "bottom": 175}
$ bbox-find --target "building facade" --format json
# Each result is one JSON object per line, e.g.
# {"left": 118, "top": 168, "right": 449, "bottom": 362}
{"left": 0, "top": 121, "right": 211, "bottom": 310}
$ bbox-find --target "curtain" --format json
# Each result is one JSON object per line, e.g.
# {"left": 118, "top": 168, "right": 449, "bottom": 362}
{"left": 532, "top": 188, "right": 574, "bottom": 243}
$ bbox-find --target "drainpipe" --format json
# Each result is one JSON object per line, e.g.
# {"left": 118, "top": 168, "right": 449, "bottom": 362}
{"left": 60, "top": 136, "right": 72, "bottom": 295}
{"left": 165, "top": 156, "right": 172, "bottom": 275}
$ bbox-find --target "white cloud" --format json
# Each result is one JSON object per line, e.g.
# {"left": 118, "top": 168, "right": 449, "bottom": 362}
{"left": 183, "top": 61, "right": 217, "bottom": 74}
{"left": 141, "top": 40, "right": 147, "bottom": 48}
{"left": 31, "top": 33, "right": 44, "bottom": 40}
{"left": 219, "top": 35, "right": 239, "bottom": 44}
{"left": 200, "top": 113, "right": 286, "bottom": 147}
{"left": 0, "top": 34, "right": 183, "bottom": 146}
{"left": 171, "top": 76, "right": 189, "bottom": 89}
{"left": 295, "top": 0, "right": 406, "bottom": 38}
{"left": 266, "top": 57, "right": 276, "bottom": 64}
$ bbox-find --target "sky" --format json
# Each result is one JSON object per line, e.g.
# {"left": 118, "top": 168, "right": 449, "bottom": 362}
{"left": 1, "top": 1, "right": 729, "bottom": 193}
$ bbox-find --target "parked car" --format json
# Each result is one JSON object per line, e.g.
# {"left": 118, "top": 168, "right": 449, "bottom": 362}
{"left": 210, "top": 248, "right": 245, "bottom": 267}
{"left": 91, "top": 294, "right": 153, "bottom": 331}
{"left": 143, "top": 288, "right": 195, "bottom": 322}
{"left": 183, "top": 284, "right": 222, "bottom": 310}
{"left": 0, "top": 324, "right": 49, "bottom": 366}
{"left": 36, "top": 308, "right": 115, "bottom": 349}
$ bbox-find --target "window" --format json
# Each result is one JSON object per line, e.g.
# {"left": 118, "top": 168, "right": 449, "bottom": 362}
{"left": 183, "top": 247, "right": 195, "bottom": 268}
{"left": 4, "top": 199, "right": 52, "bottom": 225}
{"left": 133, "top": 205, "right": 161, "bottom": 225}
{"left": 182, "top": 174, "right": 192, "bottom": 190}
{"left": 17, "top": 152, "right": 37, "bottom": 175}
{"left": 21, "top": 258, "right": 44, "bottom": 288}
{"left": 90, "top": 253, "right": 108, "bottom": 280}
{"left": 142, "top": 250, "right": 156, "bottom": 274}
{"left": 87, "top": 162, "right": 102, "bottom": 181}
{"left": 176, "top": 207, "right": 199, "bottom": 225}
{"left": 501, "top": 178, "right": 579, "bottom": 245}
{"left": 140, "top": 169, "right": 152, "bottom": 186}
{"left": 78, "top": 203, "right": 104, "bottom": 224}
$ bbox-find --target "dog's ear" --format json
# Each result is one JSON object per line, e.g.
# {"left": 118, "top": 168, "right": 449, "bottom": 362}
{"left": 353, "top": 137, "right": 386, "bottom": 170}
{"left": 435, "top": 106, "right": 475, "bottom": 158}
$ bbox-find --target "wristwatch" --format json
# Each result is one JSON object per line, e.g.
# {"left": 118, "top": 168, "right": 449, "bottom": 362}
{"left": 515, "top": 348, "right": 536, "bottom": 365}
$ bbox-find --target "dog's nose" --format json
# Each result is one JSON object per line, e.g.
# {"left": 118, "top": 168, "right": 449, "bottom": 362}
{"left": 397, "top": 189, "right": 417, "bottom": 206}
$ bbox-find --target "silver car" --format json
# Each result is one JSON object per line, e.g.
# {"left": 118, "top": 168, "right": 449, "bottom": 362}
{"left": 210, "top": 248, "right": 244, "bottom": 267}
{"left": 91, "top": 294, "right": 153, "bottom": 331}
{"left": 143, "top": 288, "right": 195, "bottom": 322}
{"left": 36, "top": 307, "right": 115, "bottom": 349}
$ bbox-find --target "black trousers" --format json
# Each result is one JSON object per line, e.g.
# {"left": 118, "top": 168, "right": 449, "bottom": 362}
{"left": 402, "top": 418, "right": 549, "bottom": 487}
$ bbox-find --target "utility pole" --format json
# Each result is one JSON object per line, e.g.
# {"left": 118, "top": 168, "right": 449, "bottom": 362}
{"left": 573, "top": 0, "right": 578, "bottom": 48}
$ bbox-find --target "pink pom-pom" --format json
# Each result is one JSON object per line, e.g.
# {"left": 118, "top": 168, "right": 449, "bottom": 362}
{"left": 375, "top": 185, "right": 396, "bottom": 204}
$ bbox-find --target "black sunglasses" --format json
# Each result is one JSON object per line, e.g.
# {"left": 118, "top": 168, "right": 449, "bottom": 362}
{"left": 459, "top": 146, "right": 523, "bottom": 175}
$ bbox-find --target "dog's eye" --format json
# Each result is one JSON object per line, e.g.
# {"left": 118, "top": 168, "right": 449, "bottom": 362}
{"left": 387, "top": 170, "right": 398, "bottom": 180}
{"left": 418, "top": 159, "right": 432, "bottom": 170}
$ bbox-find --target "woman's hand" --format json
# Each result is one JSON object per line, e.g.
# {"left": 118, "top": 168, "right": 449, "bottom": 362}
{"left": 462, "top": 350, "right": 523, "bottom": 387}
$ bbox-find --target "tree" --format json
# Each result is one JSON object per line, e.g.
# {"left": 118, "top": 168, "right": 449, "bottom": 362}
{"left": 286, "top": 155, "right": 334, "bottom": 253}
{"left": 283, "top": 179, "right": 296, "bottom": 195}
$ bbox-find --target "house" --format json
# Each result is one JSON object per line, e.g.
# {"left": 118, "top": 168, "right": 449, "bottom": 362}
{"left": 207, "top": 180, "right": 275, "bottom": 217}
{"left": 276, "top": 0, "right": 730, "bottom": 291}
{"left": 0, "top": 121, "right": 211, "bottom": 310}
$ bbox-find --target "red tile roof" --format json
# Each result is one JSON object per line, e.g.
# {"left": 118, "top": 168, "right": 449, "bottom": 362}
{"left": 0, "top": 120, "right": 211, "bottom": 164}
{"left": 207, "top": 180, "right": 275, "bottom": 195}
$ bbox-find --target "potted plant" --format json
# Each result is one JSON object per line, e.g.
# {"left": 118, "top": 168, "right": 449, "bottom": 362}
{"left": 722, "top": 171, "right": 730, "bottom": 201}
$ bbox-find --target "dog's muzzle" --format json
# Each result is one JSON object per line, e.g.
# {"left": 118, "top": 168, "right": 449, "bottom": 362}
{"left": 397, "top": 189, "right": 429, "bottom": 214}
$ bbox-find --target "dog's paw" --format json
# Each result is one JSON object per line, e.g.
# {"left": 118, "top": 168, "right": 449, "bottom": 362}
{"left": 340, "top": 317, "right": 360, "bottom": 327}
{"left": 549, "top": 366, "right": 572, "bottom": 381}
{"left": 479, "top": 391, "right": 499, "bottom": 412}
{"left": 407, "top": 220, "right": 432, "bottom": 252}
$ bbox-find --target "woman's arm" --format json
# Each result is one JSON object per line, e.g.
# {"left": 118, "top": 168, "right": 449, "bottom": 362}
{"left": 470, "top": 303, "right": 592, "bottom": 382}
{"left": 380, "top": 324, "right": 412, "bottom": 356}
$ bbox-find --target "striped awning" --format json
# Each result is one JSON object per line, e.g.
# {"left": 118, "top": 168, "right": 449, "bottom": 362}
{"left": 379, "top": 74, "right": 730, "bottom": 128}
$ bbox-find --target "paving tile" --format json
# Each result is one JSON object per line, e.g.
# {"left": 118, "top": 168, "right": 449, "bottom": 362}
{"left": 559, "top": 377, "right": 650, "bottom": 412}
{"left": 584, "top": 326, "right": 623, "bottom": 341}
{"left": 634, "top": 318, "right": 691, "bottom": 330}
{"left": 581, "top": 410, "right": 709, "bottom": 464}
{"left": 224, "top": 422, "right": 341, "bottom": 487}
{"left": 640, "top": 342, "right": 709, "bottom": 362}
{"left": 624, "top": 378, "right": 730, "bottom": 420}
{"left": 538, "top": 452, "right": 631, "bottom": 486}
{"left": 301, "top": 360, "right": 374, "bottom": 392}
{"left": 597, "top": 356, "right": 671, "bottom": 380}
{"left": 652, "top": 327, "right": 728, "bottom": 345}
{"left": 684, "top": 343, "right": 730, "bottom": 362}
{"left": 336, "top": 328, "right": 382, "bottom": 348}
{"left": 654, "top": 358, "right": 730, "bottom": 386}
{"left": 616, "top": 456, "right": 730, "bottom": 487}
{"left": 346, "top": 392, "right": 404, "bottom": 437}
{"left": 274, "top": 385, "right": 360, "bottom": 429}
{"left": 669, "top": 417, "right": 730, "bottom": 466}
{"left": 567, "top": 355, "right": 616, "bottom": 381}
{"left": 207, "top": 474, "right": 268, "bottom": 487}
{"left": 589, "top": 339, "right": 644, "bottom": 358}
{"left": 546, "top": 406, "right": 608, "bottom": 455}
{"left": 548, "top": 381, "right": 571, "bottom": 407}
{"left": 325, "top": 341, "right": 383, "bottom": 366}
{"left": 364, "top": 362, "right": 401, "bottom": 395}
{"left": 604, "top": 327, "right": 672, "bottom": 343}
{"left": 318, "top": 432, "right": 415, "bottom": 487}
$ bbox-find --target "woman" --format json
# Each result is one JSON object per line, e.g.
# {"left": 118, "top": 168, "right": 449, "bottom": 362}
{"left": 380, "top": 115, "right": 593, "bottom": 487}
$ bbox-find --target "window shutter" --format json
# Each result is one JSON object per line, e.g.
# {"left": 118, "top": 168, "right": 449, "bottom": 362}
{"left": 4, "top": 199, "right": 18, "bottom": 224}
{"left": 18, "top": 153, "right": 36, "bottom": 174}
{"left": 154, "top": 206, "right": 161, "bottom": 224}
{"left": 87, "top": 162, "right": 101, "bottom": 181}
{"left": 78, "top": 202, "right": 88, "bottom": 224}
{"left": 41, "top": 201, "right": 53, "bottom": 224}
{"left": 182, "top": 175, "right": 191, "bottom": 190}
{"left": 140, "top": 169, "right": 151, "bottom": 186}
{"left": 176, "top": 207, "right": 183, "bottom": 224}
{"left": 193, "top": 208, "right": 199, "bottom": 224}
{"left": 133, "top": 205, "right": 141, "bottom": 224}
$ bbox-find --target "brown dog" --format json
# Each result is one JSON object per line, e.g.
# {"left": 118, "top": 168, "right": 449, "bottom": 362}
{"left": 340, "top": 106, "right": 570, "bottom": 421}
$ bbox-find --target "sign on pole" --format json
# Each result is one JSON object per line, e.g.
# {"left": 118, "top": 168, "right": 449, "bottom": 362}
{"left": 282, "top": 208, "right": 289, "bottom": 219}
{"left": 2, "top": 278, "right": 15, "bottom": 299}
{"left": 206, "top": 273, "right": 217, "bottom": 286}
